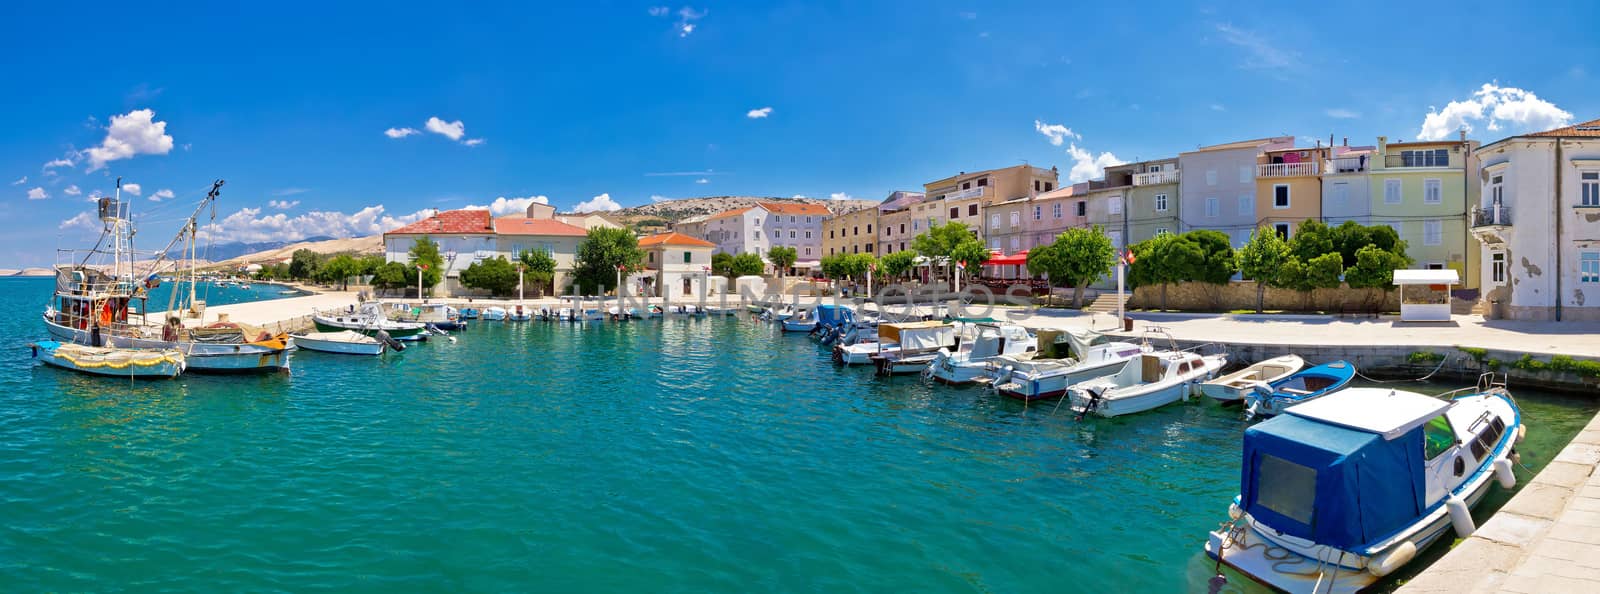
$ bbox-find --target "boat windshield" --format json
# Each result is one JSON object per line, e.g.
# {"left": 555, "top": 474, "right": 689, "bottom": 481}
{"left": 1424, "top": 414, "right": 1455, "bottom": 460}
{"left": 1255, "top": 453, "right": 1317, "bottom": 524}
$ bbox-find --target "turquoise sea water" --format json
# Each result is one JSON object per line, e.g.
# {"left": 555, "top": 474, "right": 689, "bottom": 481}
{"left": 2, "top": 276, "right": 1594, "bottom": 592}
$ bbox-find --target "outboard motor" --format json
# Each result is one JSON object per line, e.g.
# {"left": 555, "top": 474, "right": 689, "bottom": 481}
{"left": 376, "top": 329, "right": 405, "bottom": 352}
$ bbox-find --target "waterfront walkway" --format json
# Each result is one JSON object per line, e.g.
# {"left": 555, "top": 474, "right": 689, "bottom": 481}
{"left": 1399, "top": 412, "right": 1600, "bottom": 593}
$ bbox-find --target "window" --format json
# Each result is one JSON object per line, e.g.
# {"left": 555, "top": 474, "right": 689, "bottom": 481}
{"left": 754, "top": 217, "right": 760, "bottom": 226}
{"left": 1330, "top": 182, "right": 1348, "bottom": 205}
{"left": 1052, "top": 203, "right": 1063, "bottom": 218}
{"left": 1076, "top": 201, "right": 1086, "bottom": 217}
{"left": 1109, "top": 196, "right": 1123, "bottom": 215}
{"left": 1583, "top": 252, "right": 1600, "bottom": 283}
{"left": 866, "top": 224, "right": 872, "bottom": 233}
{"left": 852, "top": 226, "right": 858, "bottom": 236}
{"left": 1388, "top": 222, "right": 1404, "bottom": 239}
{"left": 683, "top": 251, "right": 692, "bottom": 264}
{"left": 950, "top": 207, "right": 960, "bottom": 219}
{"left": 1009, "top": 211, "right": 1020, "bottom": 226}
{"left": 1044, "top": 182, "right": 1053, "bottom": 191}
{"left": 1206, "top": 169, "right": 1218, "bottom": 186}
{"left": 1239, "top": 165, "right": 1251, "bottom": 183}
{"left": 866, "top": 244, "right": 874, "bottom": 253}
{"left": 804, "top": 247, "right": 811, "bottom": 255}
{"left": 1424, "top": 220, "right": 1442, "bottom": 246}
{"left": 804, "top": 231, "right": 811, "bottom": 239}
{"left": 962, "top": 181, "right": 971, "bottom": 190}
{"left": 1384, "top": 179, "right": 1402, "bottom": 204}
{"left": 1239, "top": 195, "right": 1252, "bottom": 216}
{"left": 1108, "top": 230, "right": 1123, "bottom": 248}
{"left": 1492, "top": 252, "right": 1506, "bottom": 284}
{"left": 1149, "top": 164, "right": 1163, "bottom": 173}
{"left": 1424, "top": 178, "right": 1442, "bottom": 204}
{"left": 913, "top": 220, "right": 920, "bottom": 231}
{"left": 1582, "top": 172, "right": 1600, "bottom": 207}
{"left": 1402, "top": 149, "right": 1450, "bottom": 167}
{"left": 1273, "top": 184, "right": 1290, "bottom": 209}
{"left": 1424, "top": 415, "right": 1456, "bottom": 460}
{"left": 1426, "top": 263, "right": 1445, "bottom": 270}
{"left": 969, "top": 204, "right": 978, "bottom": 216}
{"left": 1033, "top": 206, "right": 1042, "bottom": 221}
{"left": 1155, "top": 227, "right": 1169, "bottom": 236}
{"left": 1154, "top": 193, "right": 1168, "bottom": 212}
{"left": 805, "top": 216, "right": 812, "bottom": 223}
{"left": 1009, "top": 236, "right": 1020, "bottom": 250}
{"left": 830, "top": 229, "right": 835, "bottom": 239}
{"left": 1272, "top": 223, "right": 1291, "bottom": 240}
{"left": 648, "top": 251, "right": 655, "bottom": 263}
{"left": 900, "top": 223, "right": 906, "bottom": 234}
{"left": 788, "top": 230, "right": 796, "bottom": 239}
{"left": 1033, "top": 180, "right": 1040, "bottom": 192}
{"left": 989, "top": 214, "right": 1001, "bottom": 229}
{"left": 977, "top": 178, "right": 988, "bottom": 187}
{"left": 990, "top": 238, "right": 1000, "bottom": 250}
{"left": 1255, "top": 454, "right": 1317, "bottom": 524}
{"left": 789, "top": 216, "right": 796, "bottom": 223}
{"left": 1205, "top": 197, "right": 1219, "bottom": 218}
{"left": 1491, "top": 175, "right": 1504, "bottom": 205}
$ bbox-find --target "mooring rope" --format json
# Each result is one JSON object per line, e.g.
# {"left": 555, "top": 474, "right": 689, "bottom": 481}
{"left": 1352, "top": 353, "right": 1454, "bottom": 385}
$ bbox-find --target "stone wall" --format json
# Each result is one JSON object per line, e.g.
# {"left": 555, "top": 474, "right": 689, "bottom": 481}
{"left": 1126, "top": 281, "right": 1402, "bottom": 313}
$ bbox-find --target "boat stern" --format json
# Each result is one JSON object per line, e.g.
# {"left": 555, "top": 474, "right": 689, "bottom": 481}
{"left": 1207, "top": 520, "right": 1374, "bottom": 594}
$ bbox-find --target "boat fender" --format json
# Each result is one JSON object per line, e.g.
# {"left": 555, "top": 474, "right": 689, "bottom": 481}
{"left": 1515, "top": 424, "right": 1527, "bottom": 444}
{"left": 1493, "top": 458, "right": 1516, "bottom": 489}
{"left": 1367, "top": 541, "right": 1416, "bottom": 577}
{"left": 1445, "top": 494, "right": 1475, "bottom": 538}
{"left": 1227, "top": 502, "right": 1243, "bottom": 521}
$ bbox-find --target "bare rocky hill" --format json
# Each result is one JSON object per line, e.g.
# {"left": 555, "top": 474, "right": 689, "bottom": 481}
{"left": 209, "top": 235, "right": 384, "bottom": 268}
{"left": 615, "top": 195, "right": 877, "bottom": 223}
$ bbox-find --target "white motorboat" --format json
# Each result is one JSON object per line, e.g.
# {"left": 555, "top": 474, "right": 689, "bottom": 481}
{"left": 781, "top": 309, "right": 818, "bottom": 333}
{"left": 985, "top": 329, "right": 1146, "bottom": 401}
{"left": 482, "top": 306, "right": 508, "bottom": 321}
{"left": 313, "top": 302, "right": 428, "bottom": 340}
{"left": 1207, "top": 385, "right": 1524, "bottom": 593}
{"left": 1200, "top": 354, "right": 1305, "bottom": 403}
{"left": 926, "top": 323, "right": 1036, "bottom": 384}
{"left": 555, "top": 307, "right": 576, "bottom": 321}
{"left": 392, "top": 303, "right": 467, "bottom": 330}
{"left": 31, "top": 340, "right": 185, "bottom": 379}
{"left": 508, "top": 305, "right": 533, "bottom": 321}
{"left": 289, "top": 330, "right": 396, "bottom": 355}
{"left": 868, "top": 321, "right": 959, "bottom": 375}
{"left": 1066, "top": 350, "right": 1228, "bottom": 417}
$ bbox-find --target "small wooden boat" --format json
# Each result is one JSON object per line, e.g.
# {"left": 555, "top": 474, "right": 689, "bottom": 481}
{"left": 1200, "top": 354, "right": 1305, "bottom": 403}
{"left": 31, "top": 341, "right": 185, "bottom": 379}
{"left": 290, "top": 330, "right": 395, "bottom": 355}
{"left": 1243, "top": 360, "right": 1357, "bottom": 420}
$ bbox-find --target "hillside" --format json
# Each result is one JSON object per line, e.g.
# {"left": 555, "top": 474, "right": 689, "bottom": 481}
{"left": 209, "top": 235, "right": 384, "bottom": 269}
{"left": 612, "top": 195, "right": 876, "bottom": 225}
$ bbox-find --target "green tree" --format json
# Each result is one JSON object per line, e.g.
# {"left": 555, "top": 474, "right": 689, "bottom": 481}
{"left": 356, "top": 254, "right": 386, "bottom": 277}
{"left": 371, "top": 261, "right": 411, "bottom": 293}
{"left": 517, "top": 249, "right": 557, "bottom": 297}
{"left": 1286, "top": 219, "right": 1336, "bottom": 264}
{"left": 322, "top": 254, "right": 360, "bottom": 290}
{"left": 1183, "top": 229, "right": 1238, "bottom": 285}
{"left": 711, "top": 252, "right": 735, "bottom": 278}
{"left": 1027, "top": 225, "right": 1115, "bottom": 307}
{"left": 459, "top": 256, "right": 521, "bottom": 296}
{"left": 288, "top": 249, "right": 324, "bottom": 280}
{"left": 570, "top": 227, "right": 644, "bottom": 295}
{"left": 729, "top": 252, "right": 766, "bottom": 277}
{"left": 1328, "top": 220, "right": 1405, "bottom": 268}
{"left": 1345, "top": 244, "right": 1412, "bottom": 290}
{"left": 767, "top": 246, "right": 798, "bottom": 278}
{"left": 912, "top": 221, "right": 986, "bottom": 287}
{"left": 1128, "top": 233, "right": 1205, "bottom": 311}
{"left": 406, "top": 236, "right": 445, "bottom": 296}
{"left": 879, "top": 250, "right": 917, "bottom": 280}
{"left": 1235, "top": 229, "right": 1292, "bottom": 313}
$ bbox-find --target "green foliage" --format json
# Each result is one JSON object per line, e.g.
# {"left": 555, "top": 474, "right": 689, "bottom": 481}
{"left": 820, "top": 253, "right": 875, "bottom": 280}
{"left": 711, "top": 252, "right": 734, "bottom": 278}
{"left": 517, "top": 249, "right": 557, "bottom": 287}
{"left": 371, "top": 262, "right": 411, "bottom": 290}
{"left": 570, "top": 227, "right": 643, "bottom": 294}
{"left": 879, "top": 250, "right": 917, "bottom": 279}
{"left": 1408, "top": 351, "right": 1446, "bottom": 364}
{"left": 1236, "top": 228, "right": 1292, "bottom": 287}
{"left": 1328, "top": 220, "right": 1405, "bottom": 268}
{"left": 1184, "top": 230, "right": 1237, "bottom": 284}
{"left": 288, "top": 249, "right": 324, "bottom": 280}
{"left": 407, "top": 236, "right": 445, "bottom": 291}
{"left": 1458, "top": 347, "right": 1489, "bottom": 363}
{"left": 767, "top": 246, "right": 798, "bottom": 276}
{"left": 1287, "top": 219, "right": 1335, "bottom": 264}
{"left": 356, "top": 254, "right": 386, "bottom": 276}
{"left": 949, "top": 241, "right": 990, "bottom": 275}
{"left": 459, "top": 256, "right": 521, "bottom": 296}
{"left": 1303, "top": 253, "right": 1344, "bottom": 290}
{"left": 1028, "top": 225, "right": 1115, "bottom": 307}
{"left": 1509, "top": 354, "right": 1600, "bottom": 377}
{"left": 1128, "top": 233, "right": 1199, "bottom": 289}
{"left": 321, "top": 254, "right": 360, "bottom": 290}
{"left": 1345, "top": 244, "right": 1412, "bottom": 290}
{"left": 913, "top": 221, "right": 987, "bottom": 278}
{"left": 729, "top": 252, "right": 766, "bottom": 277}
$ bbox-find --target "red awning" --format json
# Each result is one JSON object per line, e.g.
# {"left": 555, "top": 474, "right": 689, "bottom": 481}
{"left": 983, "top": 250, "right": 1029, "bottom": 266}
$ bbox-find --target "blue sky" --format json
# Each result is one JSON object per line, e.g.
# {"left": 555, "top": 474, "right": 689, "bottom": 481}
{"left": 4, "top": 1, "right": 1597, "bottom": 267}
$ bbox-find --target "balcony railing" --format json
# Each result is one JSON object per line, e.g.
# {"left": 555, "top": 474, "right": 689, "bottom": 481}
{"left": 1133, "top": 170, "right": 1180, "bottom": 186}
{"left": 1325, "top": 156, "right": 1369, "bottom": 174}
{"left": 1472, "top": 205, "right": 1512, "bottom": 227}
{"left": 1256, "top": 162, "right": 1320, "bottom": 178}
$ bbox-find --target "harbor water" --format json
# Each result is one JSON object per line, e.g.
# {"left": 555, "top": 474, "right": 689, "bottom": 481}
{"left": 2, "top": 277, "right": 1594, "bottom": 592}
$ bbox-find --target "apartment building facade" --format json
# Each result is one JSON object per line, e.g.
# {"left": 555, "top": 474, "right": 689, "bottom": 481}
{"left": 923, "top": 164, "right": 1059, "bottom": 241}
{"left": 1178, "top": 136, "right": 1295, "bottom": 248}
{"left": 1126, "top": 159, "right": 1181, "bottom": 245}
{"left": 1369, "top": 136, "right": 1480, "bottom": 286}
{"left": 1254, "top": 145, "right": 1332, "bottom": 240}
{"left": 823, "top": 206, "right": 878, "bottom": 257}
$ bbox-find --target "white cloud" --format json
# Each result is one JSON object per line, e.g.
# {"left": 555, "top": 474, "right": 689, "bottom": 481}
{"left": 63, "top": 185, "right": 81, "bottom": 196}
{"left": 425, "top": 116, "right": 466, "bottom": 141}
{"left": 1325, "top": 108, "right": 1360, "bottom": 119}
{"left": 121, "top": 183, "right": 142, "bottom": 196}
{"left": 463, "top": 138, "right": 486, "bottom": 147}
{"left": 10, "top": 176, "right": 25, "bottom": 185}
{"left": 272, "top": 187, "right": 308, "bottom": 197}
{"left": 27, "top": 187, "right": 48, "bottom": 200}
{"left": 59, "top": 212, "right": 98, "bottom": 231}
{"left": 83, "top": 109, "right": 175, "bottom": 171}
{"left": 463, "top": 195, "right": 550, "bottom": 216}
{"left": 829, "top": 192, "right": 854, "bottom": 201}
{"left": 1210, "top": 104, "right": 1227, "bottom": 112}
{"left": 150, "top": 188, "right": 175, "bottom": 202}
{"left": 1034, "top": 119, "right": 1078, "bottom": 146}
{"left": 196, "top": 205, "right": 432, "bottom": 243}
{"left": 1417, "top": 82, "right": 1574, "bottom": 141}
{"left": 695, "top": 178, "right": 709, "bottom": 184}
{"left": 746, "top": 107, "right": 772, "bottom": 119}
{"left": 648, "top": 6, "right": 669, "bottom": 16}
{"left": 1213, "top": 23, "right": 1300, "bottom": 73}
{"left": 572, "top": 193, "right": 622, "bottom": 213}
{"left": 650, "top": 195, "right": 672, "bottom": 202}
{"left": 43, "top": 157, "right": 75, "bottom": 171}
{"left": 791, "top": 194, "right": 808, "bottom": 199}
{"left": 1065, "top": 143, "right": 1126, "bottom": 183}
{"left": 268, "top": 199, "right": 299, "bottom": 209}
{"left": 385, "top": 127, "right": 419, "bottom": 139}
{"left": 676, "top": 6, "right": 705, "bottom": 37}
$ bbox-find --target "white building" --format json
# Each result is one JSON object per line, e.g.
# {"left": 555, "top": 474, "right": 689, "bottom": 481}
{"left": 383, "top": 207, "right": 588, "bottom": 296}
{"left": 701, "top": 201, "right": 831, "bottom": 272}
{"left": 638, "top": 232, "right": 717, "bottom": 300}
{"left": 1469, "top": 117, "right": 1600, "bottom": 321}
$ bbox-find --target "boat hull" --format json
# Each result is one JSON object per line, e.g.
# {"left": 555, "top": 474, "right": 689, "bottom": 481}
{"left": 990, "top": 358, "right": 1129, "bottom": 401}
{"left": 312, "top": 318, "right": 426, "bottom": 339}
{"left": 32, "top": 341, "right": 184, "bottom": 379}
{"left": 290, "top": 333, "right": 384, "bottom": 356}
{"left": 45, "top": 317, "right": 288, "bottom": 373}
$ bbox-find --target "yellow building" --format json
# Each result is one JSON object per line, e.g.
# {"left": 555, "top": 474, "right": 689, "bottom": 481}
{"left": 922, "top": 164, "right": 1059, "bottom": 239}
{"left": 1254, "top": 145, "right": 1332, "bottom": 239}
{"left": 822, "top": 206, "right": 879, "bottom": 257}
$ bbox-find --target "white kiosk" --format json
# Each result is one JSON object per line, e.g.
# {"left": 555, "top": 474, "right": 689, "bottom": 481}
{"left": 1393, "top": 269, "right": 1458, "bottom": 322}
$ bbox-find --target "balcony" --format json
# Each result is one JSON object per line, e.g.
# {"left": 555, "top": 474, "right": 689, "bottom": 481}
{"left": 1469, "top": 205, "right": 1511, "bottom": 246}
{"left": 1325, "top": 156, "right": 1369, "bottom": 174}
{"left": 1256, "top": 162, "right": 1320, "bottom": 178}
{"left": 1133, "top": 170, "right": 1180, "bottom": 186}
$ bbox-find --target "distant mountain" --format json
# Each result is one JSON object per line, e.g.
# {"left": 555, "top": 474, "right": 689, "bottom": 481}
{"left": 208, "top": 235, "right": 384, "bottom": 269}
{"left": 177, "top": 237, "right": 337, "bottom": 262}
{"left": 613, "top": 195, "right": 877, "bottom": 224}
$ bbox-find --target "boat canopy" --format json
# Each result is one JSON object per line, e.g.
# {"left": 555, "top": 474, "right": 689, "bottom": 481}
{"left": 815, "top": 304, "right": 854, "bottom": 326}
{"left": 1241, "top": 410, "right": 1427, "bottom": 550}
{"left": 878, "top": 321, "right": 954, "bottom": 349}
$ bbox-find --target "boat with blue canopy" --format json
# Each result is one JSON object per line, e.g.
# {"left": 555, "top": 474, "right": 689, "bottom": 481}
{"left": 1242, "top": 360, "right": 1357, "bottom": 420}
{"left": 1206, "top": 385, "right": 1523, "bottom": 593}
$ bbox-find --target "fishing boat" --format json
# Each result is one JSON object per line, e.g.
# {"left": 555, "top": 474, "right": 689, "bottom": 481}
{"left": 508, "top": 305, "right": 533, "bottom": 321}
{"left": 393, "top": 302, "right": 467, "bottom": 330}
{"left": 985, "top": 329, "right": 1145, "bottom": 401}
{"left": 42, "top": 180, "right": 291, "bottom": 374}
{"left": 1200, "top": 354, "right": 1306, "bottom": 403}
{"left": 289, "top": 330, "right": 398, "bottom": 355}
{"left": 1243, "top": 360, "right": 1357, "bottom": 420}
{"left": 1206, "top": 385, "right": 1524, "bottom": 594}
{"left": 1066, "top": 350, "right": 1228, "bottom": 417}
{"left": 925, "top": 323, "right": 1036, "bottom": 384}
{"left": 31, "top": 341, "right": 185, "bottom": 379}
{"left": 313, "top": 302, "right": 428, "bottom": 340}
{"left": 482, "top": 306, "right": 507, "bottom": 321}
{"left": 868, "top": 321, "right": 959, "bottom": 375}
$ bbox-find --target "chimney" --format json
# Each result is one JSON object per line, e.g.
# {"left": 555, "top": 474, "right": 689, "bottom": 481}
{"left": 1376, "top": 135, "right": 1388, "bottom": 158}
{"left": 1342, "top": 137, "right": 1348, "bottom": 147}
{"left": 1459, "top": 129, "right": 1467, "bottom": 142}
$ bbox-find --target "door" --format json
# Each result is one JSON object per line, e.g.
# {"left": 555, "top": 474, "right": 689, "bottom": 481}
{"left": 682, "top": 277, "right": 693, "bottom": 297}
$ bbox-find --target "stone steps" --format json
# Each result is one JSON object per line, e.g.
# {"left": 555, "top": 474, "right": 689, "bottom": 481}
{"left": 1082, "top": 293, "right": 1126, "bottom": 314}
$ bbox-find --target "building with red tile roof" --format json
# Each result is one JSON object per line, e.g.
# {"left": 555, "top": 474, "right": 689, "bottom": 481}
{"left": 639, "top": 232, "right": 718, "bottom": 300}
{"left": 385, "top": 209, "right": 494, "bottom": 235}
{"left": 638, "top": 232, "right": 716, "bottom": 248}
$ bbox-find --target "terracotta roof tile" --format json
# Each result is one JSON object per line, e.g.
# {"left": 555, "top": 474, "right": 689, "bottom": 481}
{"left": 385, "top": 209, "right": 494, "bottom": 235}
{"left": 1526, "top": 117, "right": 1600, "bottom": 137}
{"left": 493, "top": 217, "right": 588, "bottom": 237}
{"left": 757, "top": 201, "right": 831, "bottom": 216}
{"left": 638, "top": 232, "right": 715, "bottom": 248}
{"left": 707, "top": 207, "right": 753, "bottom": 221}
